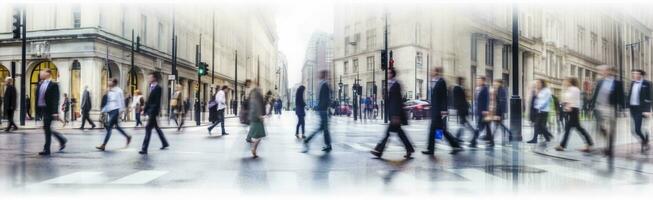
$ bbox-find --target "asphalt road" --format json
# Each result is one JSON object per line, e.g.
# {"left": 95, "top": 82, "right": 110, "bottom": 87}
{"left": 1, "top": 112, "right": 652, "bottom": 198}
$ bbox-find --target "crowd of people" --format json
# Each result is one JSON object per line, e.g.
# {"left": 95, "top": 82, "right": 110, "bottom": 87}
{"left": 9, "top": 63, "right": 651, "bottom": 159}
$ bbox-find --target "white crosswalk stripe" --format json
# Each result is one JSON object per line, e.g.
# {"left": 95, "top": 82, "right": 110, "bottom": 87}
{"left": 40, "top": 171, "right": 108, "bottom": 185}
{"left": 109, "top": 170, "right": 168, "bottom": 184}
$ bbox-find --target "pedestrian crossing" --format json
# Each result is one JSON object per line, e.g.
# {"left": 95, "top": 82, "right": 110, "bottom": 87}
{"left": 26, "top": 163, "right": 649, "bottom": 192}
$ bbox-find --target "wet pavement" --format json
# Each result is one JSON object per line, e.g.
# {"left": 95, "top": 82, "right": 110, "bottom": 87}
{"left": 1, "top": 112, "right": 653, "bottom": 197}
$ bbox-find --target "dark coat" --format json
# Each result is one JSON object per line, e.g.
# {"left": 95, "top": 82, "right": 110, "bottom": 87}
{"left": 3, "top": 85, "right": 16, "bottom": 112}
{"left": 474, "top": 85, "right": 489, "bottom": 118}
{"left": 452, "top": 85, "right": 468, "bottom": 117}
{"left": 295, "top": 87, "right": 306, "bottom": 116}
{"left": 388, "top": 80, "right": 408, "bottom": 125}
{"left": 590, "top": 78, "right": 625, "bottom": 110}
{"left": 144, "top": 84, "right": 162, "bottom": 116}
{"left": 81, "top": 90, "right": 91, "bottom": 112}
{"left": 34, "top": 81, "right": 60, "bottom": 115}
{"left": 628, "top": 80, "right": 652, "bottom": 112}
{"left": 430, "top": 78, "right": 448, "bottom": 117}
{"left": 494, "top": 87, "right": 508, "bottom": 116}
{"left": 316, "top": 81, "right": 331, "bottom": 111}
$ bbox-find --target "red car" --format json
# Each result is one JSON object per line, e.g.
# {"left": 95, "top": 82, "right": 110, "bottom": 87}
{"left": 404, "top": 100, "right": 431, "bottom": 120}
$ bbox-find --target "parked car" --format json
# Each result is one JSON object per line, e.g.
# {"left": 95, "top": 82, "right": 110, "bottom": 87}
{"left": 404, "top": 100, "right": 431, "bottom": 120}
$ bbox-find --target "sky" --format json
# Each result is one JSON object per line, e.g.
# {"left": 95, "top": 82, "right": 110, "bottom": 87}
{"left": 275, "top": 2, "right": 334, "bottom": 86}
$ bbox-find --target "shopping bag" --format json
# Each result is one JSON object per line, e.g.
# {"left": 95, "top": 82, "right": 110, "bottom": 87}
{"left": 435, "top": 129, "right": 443, "bottom": 140}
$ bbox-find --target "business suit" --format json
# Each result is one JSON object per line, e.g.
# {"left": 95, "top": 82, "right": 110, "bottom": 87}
{"left": 372, "top": 79, "right": 414, "bottom": 157}
{"left": 470, "top": 85, "right": 490, "bottom": 147}
{"left": 303, "top": 80, "right": 332, "bottom": 151}
{"left": 3, "top": 84, "right": 17, "bottom": 131}
{"left": 140, "top": 83, "right": 169, "bottom": 154}
{"left": 590, "top": 77, "right": 624, "bottom": 155}
{"left": 453, "top": 85, "right": 476, "bottom": 140}
{"left": 628, "top": 79, "right": 651, "bottom": 149}
{"left": 80, "top": 89, "right": 96, "bottom": 129}
{"left": 36, "top": 80, "right": 67, "bottom": 154}
{"left": 424, "top": 78, "right": 460, "bottom": 154}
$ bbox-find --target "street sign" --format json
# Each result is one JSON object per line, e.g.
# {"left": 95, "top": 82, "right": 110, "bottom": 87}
{"left": 168, "top": 75, "right": 176, "bottom": 80}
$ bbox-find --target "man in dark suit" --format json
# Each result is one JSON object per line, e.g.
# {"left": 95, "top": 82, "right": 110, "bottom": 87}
{"left": 3, "top": 77, "right": 17, "bottom": 132}
{"left": 139, "top": 72, "right": 169, "bottom": 154}
{"left": 36, "top": 69, "right": 67, "bottom": 155}
{"left": 370, "top": 68, "right": 415, "bottom": 159}
{"left": 469, "top": 77, "right": 490, "bottom": 148}
{"left": 453, "top": 77, "right": 476, "bottom": 141}
{"left": 303, "top": 70, "right": 332, "bottom": 152}
{"left": 422, "top": 67, "right": 461, "bottom": 155}
{"left": 628, "top": 69, "right": 651, "bottom": 152}
{"left": 589, "top": 65, "right": 625, "bottom": 156}
{"left": 79, "top": 85, "right": 96, "bottom": 129}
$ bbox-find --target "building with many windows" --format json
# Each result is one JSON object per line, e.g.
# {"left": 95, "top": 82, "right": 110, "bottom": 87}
{"left": 300, "top": 31, "right": 333, "bottom": 107}
{"left": 0, "top": 3, "right": 279, "bottom": 119}
{"left": 333, "top": 3, "right": 653, "bottom": 107}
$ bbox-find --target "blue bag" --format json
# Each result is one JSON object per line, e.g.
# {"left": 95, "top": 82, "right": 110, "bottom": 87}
{"left": 435, "top": 129, "right": 443, "bottom": 140}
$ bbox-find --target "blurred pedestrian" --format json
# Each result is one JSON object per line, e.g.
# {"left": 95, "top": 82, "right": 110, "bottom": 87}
{"left": 171, "top": 84, "right": 183, "bottom": 128}
{"left": 295, "top": 85, "right": 306, "bottom": 139}
{"left": 488, "top": 80, "right": 511, "bottom": 145}
{"left": 96, "top": 78, "right": 131, "bottom": 151}
{"left": 208, "top": 85, "right": 229, "bottom": 135}
{"left": 370, "top": 67, "right": 414, "bottom": 158}
{"left": 240, "top": 80, "right": 252, "bottom": 125}
{"left": 589, "top": 65, "right": 624, "bottom": 156}
{"left": 79, "top": 85, "right": 96, "bottom": 130}
{"left": 453, "top": 77, "right": 475, "bottom": 142}
{"left": 132, "top": 90, "right": 144, "bottom": 127}
{"left": 60, "top": 93, "right": 70, "bottom": 127}
{"left": 302, "top": 70, "right": 332, "bottom": 153}
{"left": 139, "top": 72, "right": 169, "bottom": 154}
{"left": 3, "top": 77, "right": 17, "bottom": 132}
{"left": 37, "top": 68, "right": 67, "bottom": 156}
{"left": 527, "top": 79, "right": 554, "bottom": 144}
{"left": 555, "top": 77, "right": 593, "bottom": 152}
{"left": 469, "top": 77, "right": 490, "bottom": 148}
{"left": 422, "top": 67, "right": 461, "bottom": 155}
{"left": 247, "top": 80, "right": 266, "bottom": 158}
{"left": 627, "top": 69, "right": 650, "bottom": 153}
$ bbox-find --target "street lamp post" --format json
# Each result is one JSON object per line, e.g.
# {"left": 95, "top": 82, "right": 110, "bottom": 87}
{"left": 509, "top": 3, "right": 522, "bottom": 141}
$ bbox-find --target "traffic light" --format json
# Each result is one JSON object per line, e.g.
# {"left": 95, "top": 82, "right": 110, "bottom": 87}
{"left": 136, "top": 36, "right": 141, "bottom": 52}
{"left": 198, "top": 62, "right": 208, "bottom": 76}
{"left": 12, "top": 12, "right": 21, "bottom": 39}
{"left": 380, "top": 50, "right": 387, "bottom": 71}
{"left": 389, "top": 50, "right": 394, "bottom": 69}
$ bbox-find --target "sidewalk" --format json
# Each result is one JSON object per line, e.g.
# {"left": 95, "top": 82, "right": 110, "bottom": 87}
{"left": 5, "top": 115, "right": 237, "bottom": 130}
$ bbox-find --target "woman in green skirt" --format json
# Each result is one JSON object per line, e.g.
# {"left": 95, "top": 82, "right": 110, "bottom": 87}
{"left": 247, "top": 82, "right": 266, "bottom": 158}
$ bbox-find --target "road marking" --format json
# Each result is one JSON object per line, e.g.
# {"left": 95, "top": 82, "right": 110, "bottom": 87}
{"left": 40, "top": 171, "right": 107, "bottom": 184}
{"left": 109, "top": 170, "right": 169, "bottom": 184}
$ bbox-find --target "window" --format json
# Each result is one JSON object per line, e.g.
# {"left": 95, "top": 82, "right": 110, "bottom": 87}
{"left": 577, "top": 26, "right": 585, "bottom": 52}
{"left": 416, "top": 79, "right": 423, "bottom": 99}
{"left": 591, "top": 33, "right": 598, "bottom": 58}
{"left": 99, "top": 10, "right": 104, "bottom": 29}
{"left": 344, "top": 36, "right": 350, "bottom": 55}
{"left": 485, "top": 39, "right": 495, "bottom": 66}
{"left": 140, "top": 14, "right": 147, "bottom": 44}
{"left": 366, "top": 29, "right": 376, "bottom": 50}
{"left": 353, "top": 59, "right": 359, "bottom": 73}
{"left": 471, "top": 35, "right": 478, "bottom": 62}
{"left": 353, "top": 33, "right": 361, "bottom": 53}
{"left": 502, "top": 45, "right": 511, "bottom": 71}
{"left": 157, "top": 22, "right": 163, "bottom": 49}
{"left": 72, "top": 5, "right": 81, "bottom": 28}
{"left": 344, "top": 61, "right": 349, "bottom": 74}
{"left": 602, "top": 39, "right": 608, "bottom": 63}
{"left": 121, "top": 9, "right": 126, "bottom": 37}
{"left": 416, "top": 52, "right": 423, "bottom": 68}
{"left": 366, "top": 56, "right": 374, "bottom": 71}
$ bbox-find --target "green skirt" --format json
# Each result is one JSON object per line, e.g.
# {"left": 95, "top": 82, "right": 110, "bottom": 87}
{"left": 248, "top": 121, "right": 266, "bottom": 139}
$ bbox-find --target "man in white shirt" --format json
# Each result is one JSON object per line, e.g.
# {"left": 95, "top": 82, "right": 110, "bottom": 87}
{"left": 208, "top": 85, "right": 229, "bottom": 135}
{"left": 96, "top": 78, "right": 132, "bottom": 151}
{"left": 628, "top": 69, "right": 651, "bottom": 152}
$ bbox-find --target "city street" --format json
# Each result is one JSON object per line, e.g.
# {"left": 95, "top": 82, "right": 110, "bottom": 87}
{"left": 1, "top": 112, "right": 652, "bottom": 197}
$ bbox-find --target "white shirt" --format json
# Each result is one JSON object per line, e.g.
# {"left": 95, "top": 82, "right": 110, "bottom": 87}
{"left": 598, "top": 77, "right": 614, "bottom": 106}
{"left": 37, "top": 80, "right": 51, "bottom": 107}
{"left": 216, "top": 90, "right": 226, "bottom": 110}
{"left": 131, "top": 95, "right": 143, "bottom": 108}
{"left": 563, "top": 86, "right": 581, "bottom": 108}
{"left": 103, "top": 87, "right": 125, "bottom": 112}
{"left": 630, "top": 80, "right": 643, "bottom": 106}
{"left": 534, "top": 87, "right": 552, "bottom": 112}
